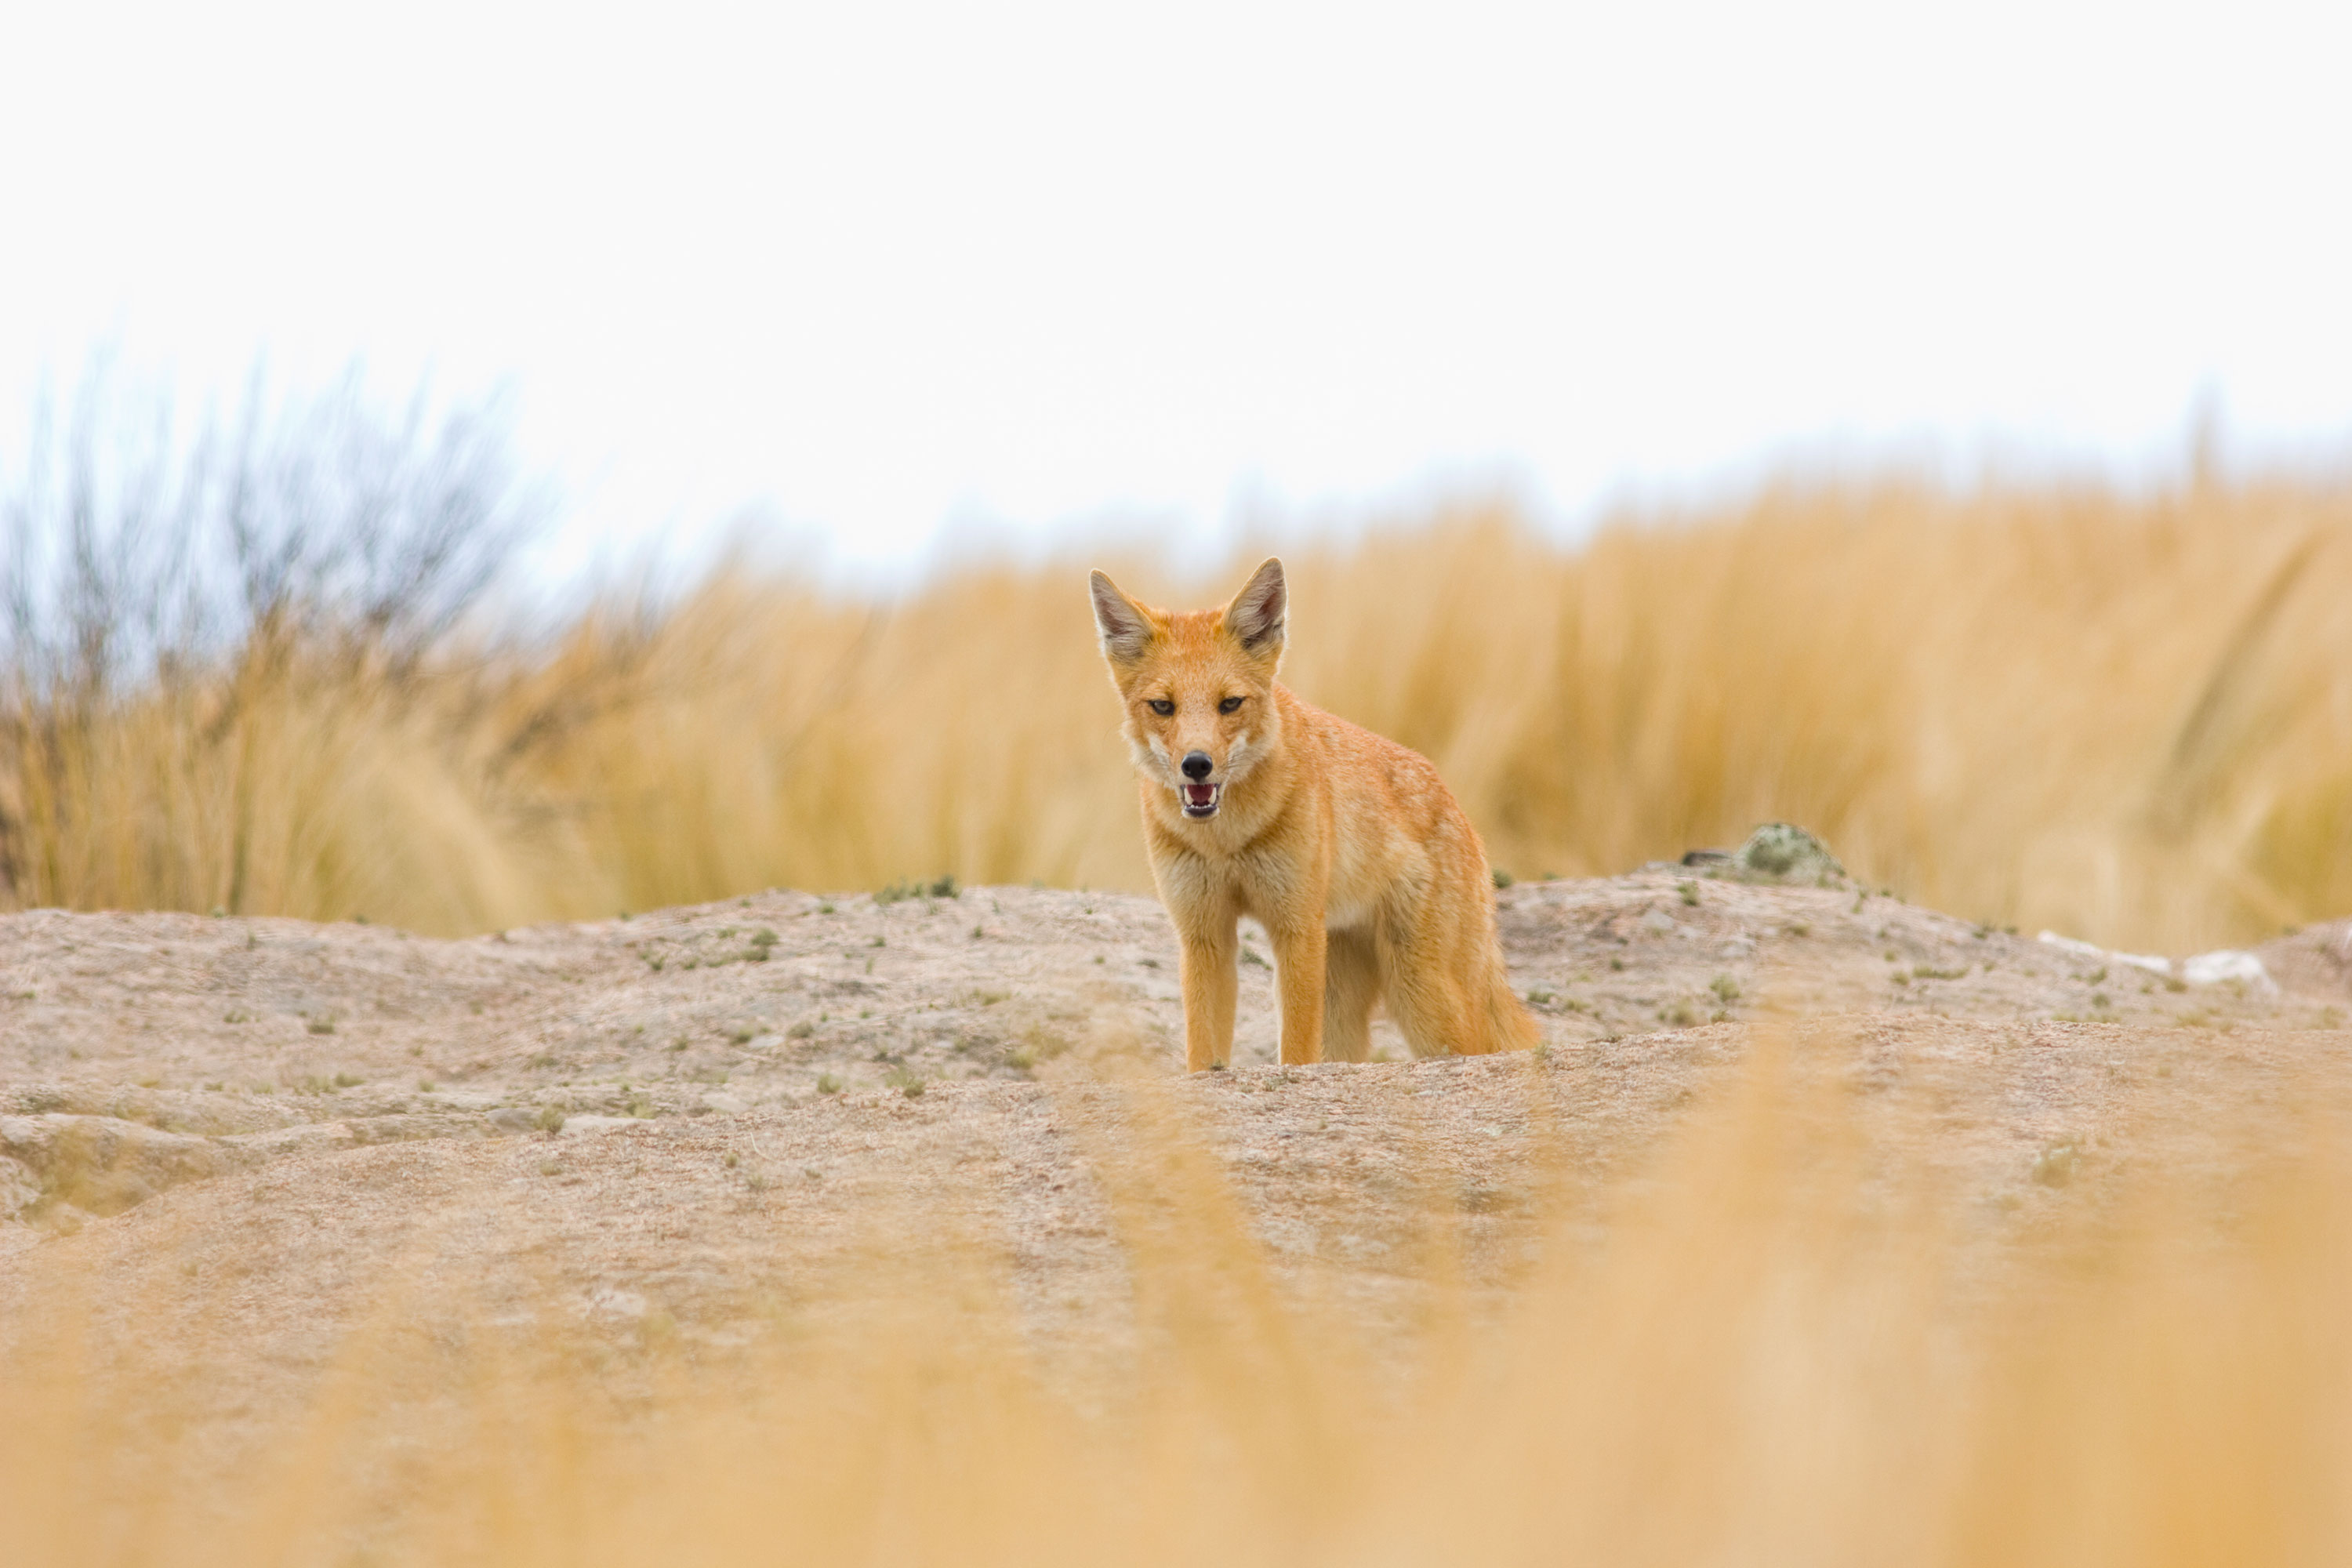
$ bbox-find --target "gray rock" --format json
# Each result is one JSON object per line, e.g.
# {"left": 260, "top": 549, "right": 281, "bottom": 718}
{"left": 557, "top": 1115, "right": 641, "bottom": 1136}
{"left": 0, "top": 1155, "right": 41, "bottom": 1218}
{"left": 0, "top": 1112, "right": 232, "bottom": 1217}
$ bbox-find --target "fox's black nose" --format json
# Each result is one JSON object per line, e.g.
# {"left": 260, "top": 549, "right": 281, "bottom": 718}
{"left": 1181, "top": 751, "right": 1213, "bottom": 780}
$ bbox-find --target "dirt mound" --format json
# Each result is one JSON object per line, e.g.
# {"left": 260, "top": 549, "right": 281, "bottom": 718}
{"left": 3, "top": 873, "right": 2340, "bottom": 1229}
{"left": 4, "top": 873, "right": 2348, "bottom": 1460}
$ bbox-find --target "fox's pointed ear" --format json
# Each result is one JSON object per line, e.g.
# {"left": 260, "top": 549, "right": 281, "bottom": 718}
{"left": 1222, "top": 557, "right": 1287, "bottom": 660}
{"left": 1090, "top": 570, "right": 1155, "bottom": 666}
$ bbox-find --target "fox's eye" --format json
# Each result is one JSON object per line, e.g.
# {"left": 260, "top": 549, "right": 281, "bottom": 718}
{"left": 1148, "top": 699, "right": 1174, "bottom": 716}
{"left": 1218, "top": 695, "right": 1244, "bottom": 713}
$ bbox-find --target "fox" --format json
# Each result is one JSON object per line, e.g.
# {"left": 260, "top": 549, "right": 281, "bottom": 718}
{"left": 1089, "top": 557, "right": 1540, "bottom": 1071}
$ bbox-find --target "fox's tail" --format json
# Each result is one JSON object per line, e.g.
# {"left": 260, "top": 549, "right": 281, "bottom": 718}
{"left": 1479, "top": 949, "right": 1541, "bottom": 1054}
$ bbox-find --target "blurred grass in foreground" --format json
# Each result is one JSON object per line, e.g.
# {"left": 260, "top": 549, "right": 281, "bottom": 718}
{"left": 5, "top": 474, "right": 2351, "bottom": 949}
{"left": 5, "top": 1033, "right": 2348, "bottom": 1566}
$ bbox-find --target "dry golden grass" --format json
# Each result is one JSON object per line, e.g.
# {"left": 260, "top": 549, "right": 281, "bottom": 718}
{"left": 6, "top": 1035, "right": 2349, "bottom": 1566}
{"left": 5, "top": 473, "right": 2350, "bottom": 949}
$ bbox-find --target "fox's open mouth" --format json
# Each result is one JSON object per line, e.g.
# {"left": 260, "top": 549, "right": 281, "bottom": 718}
{"left": 1181, "top": 782, "right": 1222, "bottom": 818}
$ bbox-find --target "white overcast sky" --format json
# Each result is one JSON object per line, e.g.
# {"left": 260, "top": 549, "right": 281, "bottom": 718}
{"left": 4, "top": 0, "right": 2349, "bottom": 581}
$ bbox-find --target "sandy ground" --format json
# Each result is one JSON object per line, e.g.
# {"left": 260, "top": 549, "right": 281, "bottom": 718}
{"left": 5, "top": 866, "right": 2351, "bottom": 1457}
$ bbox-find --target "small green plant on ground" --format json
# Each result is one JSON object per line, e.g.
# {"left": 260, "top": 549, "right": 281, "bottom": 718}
{"left": 876, "top": 874, "right": 960, "bottom": 905}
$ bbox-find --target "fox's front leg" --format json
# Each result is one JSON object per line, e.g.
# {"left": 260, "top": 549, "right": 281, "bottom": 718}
{"left": 1178, "top": 923, "right": 1240, "bottom": 1072}
{"left": 1267, "top": 921, "right": 1327, "bottom": 1065}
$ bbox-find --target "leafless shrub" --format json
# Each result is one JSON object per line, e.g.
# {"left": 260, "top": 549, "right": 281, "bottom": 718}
{"left": 0, "top": 355, "right": 546, "bottom": 699}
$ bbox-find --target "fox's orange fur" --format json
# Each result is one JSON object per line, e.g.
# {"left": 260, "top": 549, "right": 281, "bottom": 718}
{"left": 1090, "top": 557, "right": 1540, "bottom": 1071}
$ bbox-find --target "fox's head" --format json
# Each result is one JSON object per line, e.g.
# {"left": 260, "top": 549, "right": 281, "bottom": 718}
{"left": 1088, "top": 557, "right": 1287, "bottom": 822}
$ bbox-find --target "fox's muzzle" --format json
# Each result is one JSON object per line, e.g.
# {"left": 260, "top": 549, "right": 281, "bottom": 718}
{"left": 1177, "top": 753, "right": 1222, "bottom": 817}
